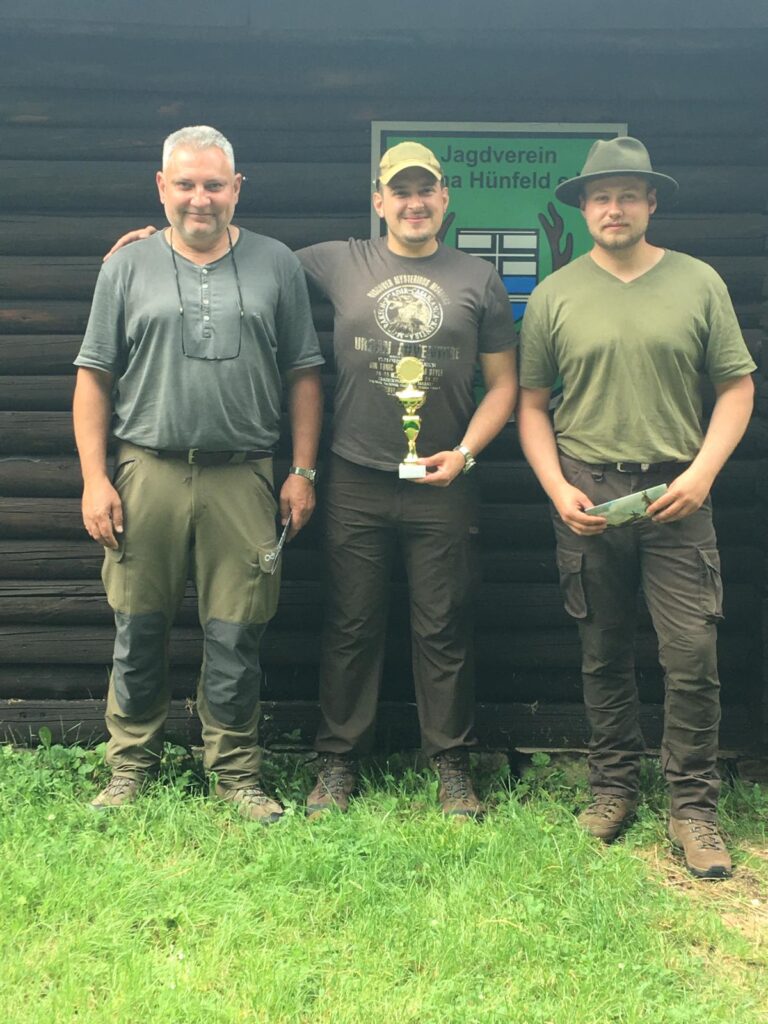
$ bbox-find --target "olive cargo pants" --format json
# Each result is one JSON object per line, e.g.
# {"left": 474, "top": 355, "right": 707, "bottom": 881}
{"left": 101, "top": 442, "right": 280, "bottom": 785}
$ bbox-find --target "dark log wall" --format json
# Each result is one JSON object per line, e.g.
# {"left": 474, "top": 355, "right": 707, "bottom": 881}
{"left": 0, "top": 6, "right": 767, "bottom": 750}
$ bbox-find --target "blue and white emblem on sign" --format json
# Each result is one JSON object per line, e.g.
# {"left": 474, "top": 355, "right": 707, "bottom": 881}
{"left": 455, "top": 228, "right": 539, "bottom": 323}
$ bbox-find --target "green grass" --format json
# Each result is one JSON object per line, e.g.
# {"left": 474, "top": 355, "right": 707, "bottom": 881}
{"left": 1, "top": 744, "right": 766, "bottom": 1024}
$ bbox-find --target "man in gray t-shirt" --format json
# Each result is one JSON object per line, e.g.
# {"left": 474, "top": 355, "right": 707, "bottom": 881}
{"left": 103, "top": 140, "right": 517, "bottom": 820}
{"left": 74, "top": 125, "right": 323, "bottom": 823}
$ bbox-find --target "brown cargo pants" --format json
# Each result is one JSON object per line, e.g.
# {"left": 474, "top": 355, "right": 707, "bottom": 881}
{"left": 553, "top": 455, "right": 724, "bottom": 821}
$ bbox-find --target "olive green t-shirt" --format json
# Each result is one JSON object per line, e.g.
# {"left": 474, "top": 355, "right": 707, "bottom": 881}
{"left": 519, "top": 251, "right": 755, "bottom": 463}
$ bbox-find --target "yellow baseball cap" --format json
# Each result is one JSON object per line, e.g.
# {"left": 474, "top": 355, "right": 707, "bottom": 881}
{"left": 378, "top": 141, "right": 442, "bottom": 185}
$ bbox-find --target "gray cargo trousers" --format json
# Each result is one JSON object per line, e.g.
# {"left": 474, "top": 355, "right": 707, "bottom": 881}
{"left": 101, "top": 442, "right": 281, "bottom": 786}
{"left": 553, "top": 454, "right": 724, "bottom": 821}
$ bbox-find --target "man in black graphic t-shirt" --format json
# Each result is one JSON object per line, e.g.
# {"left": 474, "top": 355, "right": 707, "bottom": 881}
{"left": 298, "top": 142, "right": 517, "bottom": 818}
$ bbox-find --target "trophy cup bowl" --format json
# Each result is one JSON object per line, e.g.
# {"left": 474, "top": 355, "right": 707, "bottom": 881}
{"left": 395, "top": 356, "right": 427, "bottom": 480}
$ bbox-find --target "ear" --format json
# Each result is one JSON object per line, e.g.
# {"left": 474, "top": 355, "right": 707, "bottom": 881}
{"left": 233, "top": 172, "right": 242, "bottom": 205}
{"left": 647, "top": 188, "right": 658, "bottom": 216}
{"left": 372, "top": 190, "right": 384, "bottom": 219}
{"left": 156, "top": 170, "right": 166, "bottom": 204}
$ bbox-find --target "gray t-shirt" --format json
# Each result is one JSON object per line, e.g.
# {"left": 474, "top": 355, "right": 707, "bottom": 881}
{"left": 298, "top": 237, "right": 516, "bottom": 471}
{"left": 76, "top": 229, "right": 323, "bottom": 450}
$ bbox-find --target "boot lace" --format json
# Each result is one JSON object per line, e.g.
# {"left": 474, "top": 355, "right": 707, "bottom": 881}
{"left": 434, "top": 753, "right": 471, "bottom": 800}
{"left": 317, "top": 757, "right": 357, "bottom": 798}
{"left": 684, "top": 819, "right": 726, "bottom": 850}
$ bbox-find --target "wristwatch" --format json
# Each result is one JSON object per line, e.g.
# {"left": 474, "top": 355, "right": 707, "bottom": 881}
{"left": 453, "top": 444, "right": 477, "bottom": 474}
{"left": 289, "top": 466, "right": 317, "bottom": 484}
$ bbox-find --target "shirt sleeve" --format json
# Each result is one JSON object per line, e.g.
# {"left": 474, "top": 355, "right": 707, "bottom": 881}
{"left": 477, "top": 269, "right": 517, "bottom": 353}
{"left": 703, "top": 271, "right": 757, "bottom": 383}
{"left": 74, "top": 262, "right": 126, "bottom": 376}
{"left": 519, "top": 285, "right": 559, "bottom": 390}
{"left": 295, "top": 241, "right": 345, "bottom": 301}
{"left": 275, "top": 258, "right": 325, "bottom": 373}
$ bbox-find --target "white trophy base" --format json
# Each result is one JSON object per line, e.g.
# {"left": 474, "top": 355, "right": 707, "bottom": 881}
{"left": 399, "top": 462, "right": 427, "bottom": 480}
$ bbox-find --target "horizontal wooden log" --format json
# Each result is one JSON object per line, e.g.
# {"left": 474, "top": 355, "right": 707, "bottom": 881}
{"left": 647, "top": 214, "right": 768, "bottom": 257}
{"left": 0, "top": 579, "right": 759, "bottom": 633}
{"left": 0, "top": 81, "right": 765, "bottom": 135}
{"left": 0, "top": 455, "right": 764, "bottom": 508}
{"left": 2, "top": 210, "right": 766, "bottom": 262}
{"left": 4, "top": 409, "right": 768, "bottom": 460}
{"left": 1, "top": 126, "right": 766, "bottom": 170}
{"left": 0, "top": 697, "right": 761, "bottom": 753}
{"left": 3, "top": 161, "right": 767, "bottom": 216}
{"left": 0, "top": 214, "right": 370, "bottom": 258}
{"left": 0, "top": 623, "right": 757, "bottom": 675}
{"left": 0, "top": 372, "right": 337, "bottom": 412}
{"left": 5, "top": 298, "right": 764, "bottom": 336}
{"left": 0, "top": 34, "right": 766, "bottom": 101}
{"left": 0, "top": 334, "right": 82, "bottom": 373}
{"left": 2, "top": 161, "right": 371, "bottom": 215}
{"left": 0, "top": 375, "right": 74, "bottom": 410}
{"left": 0, "top": 540, "right": 595, "bottom": 585}
{"left": 2, "top": 253, "right": 766, "bottom": 304}
{"left": 0, "top": 660, "right": 759, "bottom": 709}
{"left": 1, "top": 493, "right": 765, "bottom": 548}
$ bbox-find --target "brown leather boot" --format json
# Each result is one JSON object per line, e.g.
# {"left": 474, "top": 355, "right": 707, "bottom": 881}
{"left": 214, "top": 783, "right": 284, "bottom": 825}
{"left": 669, "top": 817, "right": 732, "bottom": 879}
{"left": 577, "top": 794, "right": 637, "bottom": 842}
{"left": 306, "top": 754, "right": 359, "bottom": 818}
{"left": 89, "top": 774, "right": 145, "bottom": 810}
{"left": 432, "top": 748, "right": 484, "bottom": 820}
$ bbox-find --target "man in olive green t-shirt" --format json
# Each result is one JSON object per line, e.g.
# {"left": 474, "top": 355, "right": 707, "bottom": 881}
{"left": 518, "top": 137, "right": 755, "bottom": 879}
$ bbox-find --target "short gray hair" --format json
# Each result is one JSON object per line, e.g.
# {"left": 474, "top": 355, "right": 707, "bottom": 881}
{"left": 162, "top": 126, "right": 235, "bottom": 170}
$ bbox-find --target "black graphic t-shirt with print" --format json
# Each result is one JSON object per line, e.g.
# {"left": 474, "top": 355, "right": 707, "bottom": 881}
{"left": 298, "top": 236, "right": 516, "bottom": 471}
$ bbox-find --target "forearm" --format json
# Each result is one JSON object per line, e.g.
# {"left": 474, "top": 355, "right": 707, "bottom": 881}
{"left": 461, "top": 381, "right": 517, "bottom": 456}
{"left": 690, "top": 376, "right": 754, "bottom": 485}
{"left": 72, "top": 368, "right": 113, "bottom": 482}
{"left": 286, "top": 367, "right": 323, "bottom": 468}
{"left": 516, "top": 400, "right": 567, "bottom": 500}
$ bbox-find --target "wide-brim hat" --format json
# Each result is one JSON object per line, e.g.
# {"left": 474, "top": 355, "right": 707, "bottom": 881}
{"left": 555, "top": 136, "right": 678, "bottom": 207}
{"left": 378, "top": 141, "right": 442, "bottom": 186}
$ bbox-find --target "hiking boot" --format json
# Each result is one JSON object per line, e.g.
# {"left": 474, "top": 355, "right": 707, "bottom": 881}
{"left": 669, "top": 817, "right": 732, "bottom": 879}
{"left": 432, "top": 748, "right": 484, "bottom": 819}
{"left": 306, "top": 754, "right": 359, "bottom": 818}
{"left": 90, "top": 774, "right": 144, "bottom": 810}
{"left": 578, "top": 794, "right": 637, "bottom": 842}
{"left": 214, "top": 783, "right": 284, "bottom": 825}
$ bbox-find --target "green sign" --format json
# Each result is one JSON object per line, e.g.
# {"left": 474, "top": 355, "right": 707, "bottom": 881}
{"left": 371, "top": 122, "right": 626, "bottom": 325}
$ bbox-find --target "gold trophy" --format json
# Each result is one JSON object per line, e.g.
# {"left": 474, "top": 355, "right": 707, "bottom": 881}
{"left": 395, "top": 356, "right": 427, "bottom": 480}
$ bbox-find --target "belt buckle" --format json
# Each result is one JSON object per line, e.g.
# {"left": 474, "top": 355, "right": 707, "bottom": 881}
{"left": 616, "top": 461, "right": 650, "bottom": 473}
{"left": 188, "top": 448, "right": 199, "bottom": 465}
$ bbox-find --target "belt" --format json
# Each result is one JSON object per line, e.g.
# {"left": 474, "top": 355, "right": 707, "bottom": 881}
{"left": 141, "top": 447, "right": 273, "bottom": 466}
{"left": 603, "top": 461, "right": 683, "bottom": 474}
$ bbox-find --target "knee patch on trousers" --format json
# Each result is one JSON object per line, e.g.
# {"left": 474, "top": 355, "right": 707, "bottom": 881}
{"left": 113, "top": 610, "right": 168, "bottom": 716}
{"left": 202, "top": 619, "right": 266, "bottom": 728}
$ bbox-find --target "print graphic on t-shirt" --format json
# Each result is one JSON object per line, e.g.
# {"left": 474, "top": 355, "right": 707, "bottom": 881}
{"left": 373, "top": 284, "right": 443, "bottom": 343}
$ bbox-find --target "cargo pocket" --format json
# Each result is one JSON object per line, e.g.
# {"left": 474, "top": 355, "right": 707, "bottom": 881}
{"left": 246, "top": 544, "right": 281, "bottom": 623}
{"left": 697, "top": 547, "right": 724, "bottom": 623}
{"left": 111, "top": 456, "right": 138, "bottom": 490}
{"left": 102, "top": 538, "right": 128, "bottom": 611}
{"left": 556, "top": 549, "right": 587, "bottom": 620}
